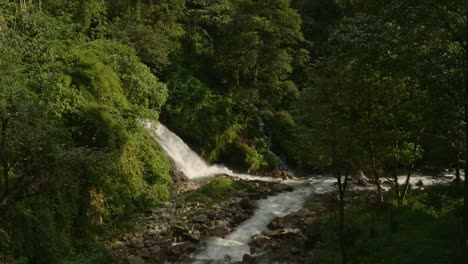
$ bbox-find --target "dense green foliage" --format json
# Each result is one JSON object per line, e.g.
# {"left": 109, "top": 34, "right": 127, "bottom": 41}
{"left": 0, "top": 3, "right": 171, "bottom": 262}
{"left": 312, "top": 185, "right": 463, "bottom": 263}
{"left": 0, "top": 0, "right": 466, "bottom": 263}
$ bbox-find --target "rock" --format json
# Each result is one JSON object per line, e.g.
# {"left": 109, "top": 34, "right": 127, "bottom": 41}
{"left": 192, "top": 214, "right": 208, "bottom": 223}
{"left": 291, "top": 247, "right": 300, "bottom": 255}
{"left": 356, "top": 174, "right": 369, "bottom": 186}
{"left": 214, "top": 220, "right": 227, "bottom": 228}
{"left": 304, "top": 217, "right": 315, "bottom": 225}
{"left": 234, "top": 213, "right": 249, "bottom": 224}
{"left": 242, "top": 253, "right": 256, "bottom": 264}
{"left": 127, "top": 255, "right": 145, "bottom": 264}
{"left": 416, "top": 180, "right": 424, "bottom": 187}
{"left": 296, "top": 208, "right": 311, "bottom": 218}
{"left": 140, "top": 248, "right": 150, "bottom": 257}
{"left": 186, "top": 230, "right": 201, "bottom": 242}
{"left": 381, "top": 180, "right": 394, "bottom": 189}
{"left": 211, "top": 225, "right": 229, "bottom": 237}
{"left": 249, "top": 234, "right": 271, "bottom": 249}
{"left": 151, "top": 245, "right": 161, "bottom": 254}
{"left": 272, "top": 183, "right": 293, "bottom": 193}
{"left": 240, "top": 198, "right": 256, "bottom": 210}
{"left": 268, "top": 217, "right": 284, "bottom": 229}
{"left": 265, "top": 228, "right": 305, "bottom": 239}
{"left": 169, "top": 243, "right": 187, "bottom": 257}
{"left": 237, "top": 190, "right": 249, "bottom": 197}
{"left": 169, "top": 159, "right": 189, "bottom": 182}
{"left": 211, "top": 228, "right": 229, "bottom": 237}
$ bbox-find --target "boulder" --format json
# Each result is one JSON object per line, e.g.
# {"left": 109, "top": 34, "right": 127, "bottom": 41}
{"left": 416, "top": 180, "right": 424, "bottom": 187}
{"left": 127, "top": 255, "right": 145, "bottom": 264}
{"left": 211, "top": 226, "right": 229, "bottom": 237}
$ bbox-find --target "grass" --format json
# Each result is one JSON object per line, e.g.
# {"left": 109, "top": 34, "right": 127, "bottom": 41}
{"left": 311, "top": 184, "right": 463, "bottom": 264}
{"left": 184, "top": 177, "right": 254, "bottom": 205}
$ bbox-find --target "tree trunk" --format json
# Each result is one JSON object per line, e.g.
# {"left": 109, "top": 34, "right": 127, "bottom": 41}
{"left": 393, "top": 140, "right": 402, "bottom": 204}
{"left": 456, "top": 154, "right": 461, "bottom": 184}
{"left": 0, "top": 119, "right": 9, "bottom": 198}
{"left": 399, "top": 131, "right": 424, "bottom": 205}
{"left": 462, "top": 11, "right": 468, "bottom": 262}
{"left": 400, "top": 165, "right": 414, "bottom": 205}
{"left": 367, "top": 92, "right": 383, "bottom": 203}
{"left": 337, "top": 171, "right": 349, "bottom": 264}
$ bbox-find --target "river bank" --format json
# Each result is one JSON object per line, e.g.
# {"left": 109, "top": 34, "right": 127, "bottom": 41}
{"left": 106, "top": 177, "right": 295, "bottom": 263}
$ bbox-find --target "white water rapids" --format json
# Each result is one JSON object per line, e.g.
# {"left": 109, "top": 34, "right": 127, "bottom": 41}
{"left": 193, "top": 178, "right": 336, "bottom": 263}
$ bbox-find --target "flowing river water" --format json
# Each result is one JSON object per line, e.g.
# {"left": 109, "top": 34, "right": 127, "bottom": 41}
{"left": 144, "top": 121, "right": 458, "bottom": 263}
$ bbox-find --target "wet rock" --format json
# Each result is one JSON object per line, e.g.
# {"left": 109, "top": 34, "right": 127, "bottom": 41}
{"left": 240, "top": 198, "right": 256, "bottom": 210}
{"left": 249, "top": 234, "right": 271, "bottom": 249}
{"left": 234, "top": 213, "right": 250, "bottom": 224}
{"left": 242, "top": 253, "right": 256, "bottom": 264}
{"left": 268, "top": 217, "right": 284, "bottom": 229}
{"left": 211, "top": 227, "right": 229, "bottom": 237}
{"left": 381, "top": 180, "right": 394, "bottom": 189}
{"left": 416, "top": 180, "right": 424, "bottom": 187}
{"left": 211, "top": 220, "right": 229, "bottom": 237}
{"left": 272, "top": 183, "right": 293, "bottom": 193}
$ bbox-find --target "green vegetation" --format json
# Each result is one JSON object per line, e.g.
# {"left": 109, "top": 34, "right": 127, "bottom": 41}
{"left": 0, "top": 0, "right": 466, "bottom": 263}
{"left": 312, "top": 185, "right": 463, "bottom": 264}
{"left": 0, "top": 3, "right": 171, "bottom": 263}
{"left": 185, "top": 177, "right": 253, "bottom": 205}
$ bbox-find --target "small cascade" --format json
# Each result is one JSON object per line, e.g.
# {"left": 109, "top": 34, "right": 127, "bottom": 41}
{"left": 256, "top": 112, "right": 293, "bottom": 175}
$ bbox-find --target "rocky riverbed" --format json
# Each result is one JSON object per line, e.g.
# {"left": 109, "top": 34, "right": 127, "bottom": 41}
{"left": 106, "top": 178, "right": 294, "bottom": 264}
{"left": 108, "top": 172, "right": 451, "bottom": 264}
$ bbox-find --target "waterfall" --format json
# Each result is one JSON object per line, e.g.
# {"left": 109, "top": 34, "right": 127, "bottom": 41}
{"left": 145, "top": 122, "right": 233, "bottom": 179}
{"left": 145, "top": 121, "right": 285, "bottom": 182}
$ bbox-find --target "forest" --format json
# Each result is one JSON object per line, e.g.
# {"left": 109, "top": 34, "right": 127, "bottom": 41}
{"left": 0, "top": 0, "right": 466, "bottom": 263}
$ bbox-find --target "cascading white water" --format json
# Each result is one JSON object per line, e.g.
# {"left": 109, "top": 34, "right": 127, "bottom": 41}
{"left": 146, "top": 122, "right": 234, "bottom": 179}
{"left": 145, "top": 121, "right": 285, "bottom": 182}
{"left": 193, "top": 178, "right": 336, "bottom": 263}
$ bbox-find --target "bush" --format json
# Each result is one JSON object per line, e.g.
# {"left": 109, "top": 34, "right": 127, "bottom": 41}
{"left": 312, "top": 185, "right": 463, "bottom": 264}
